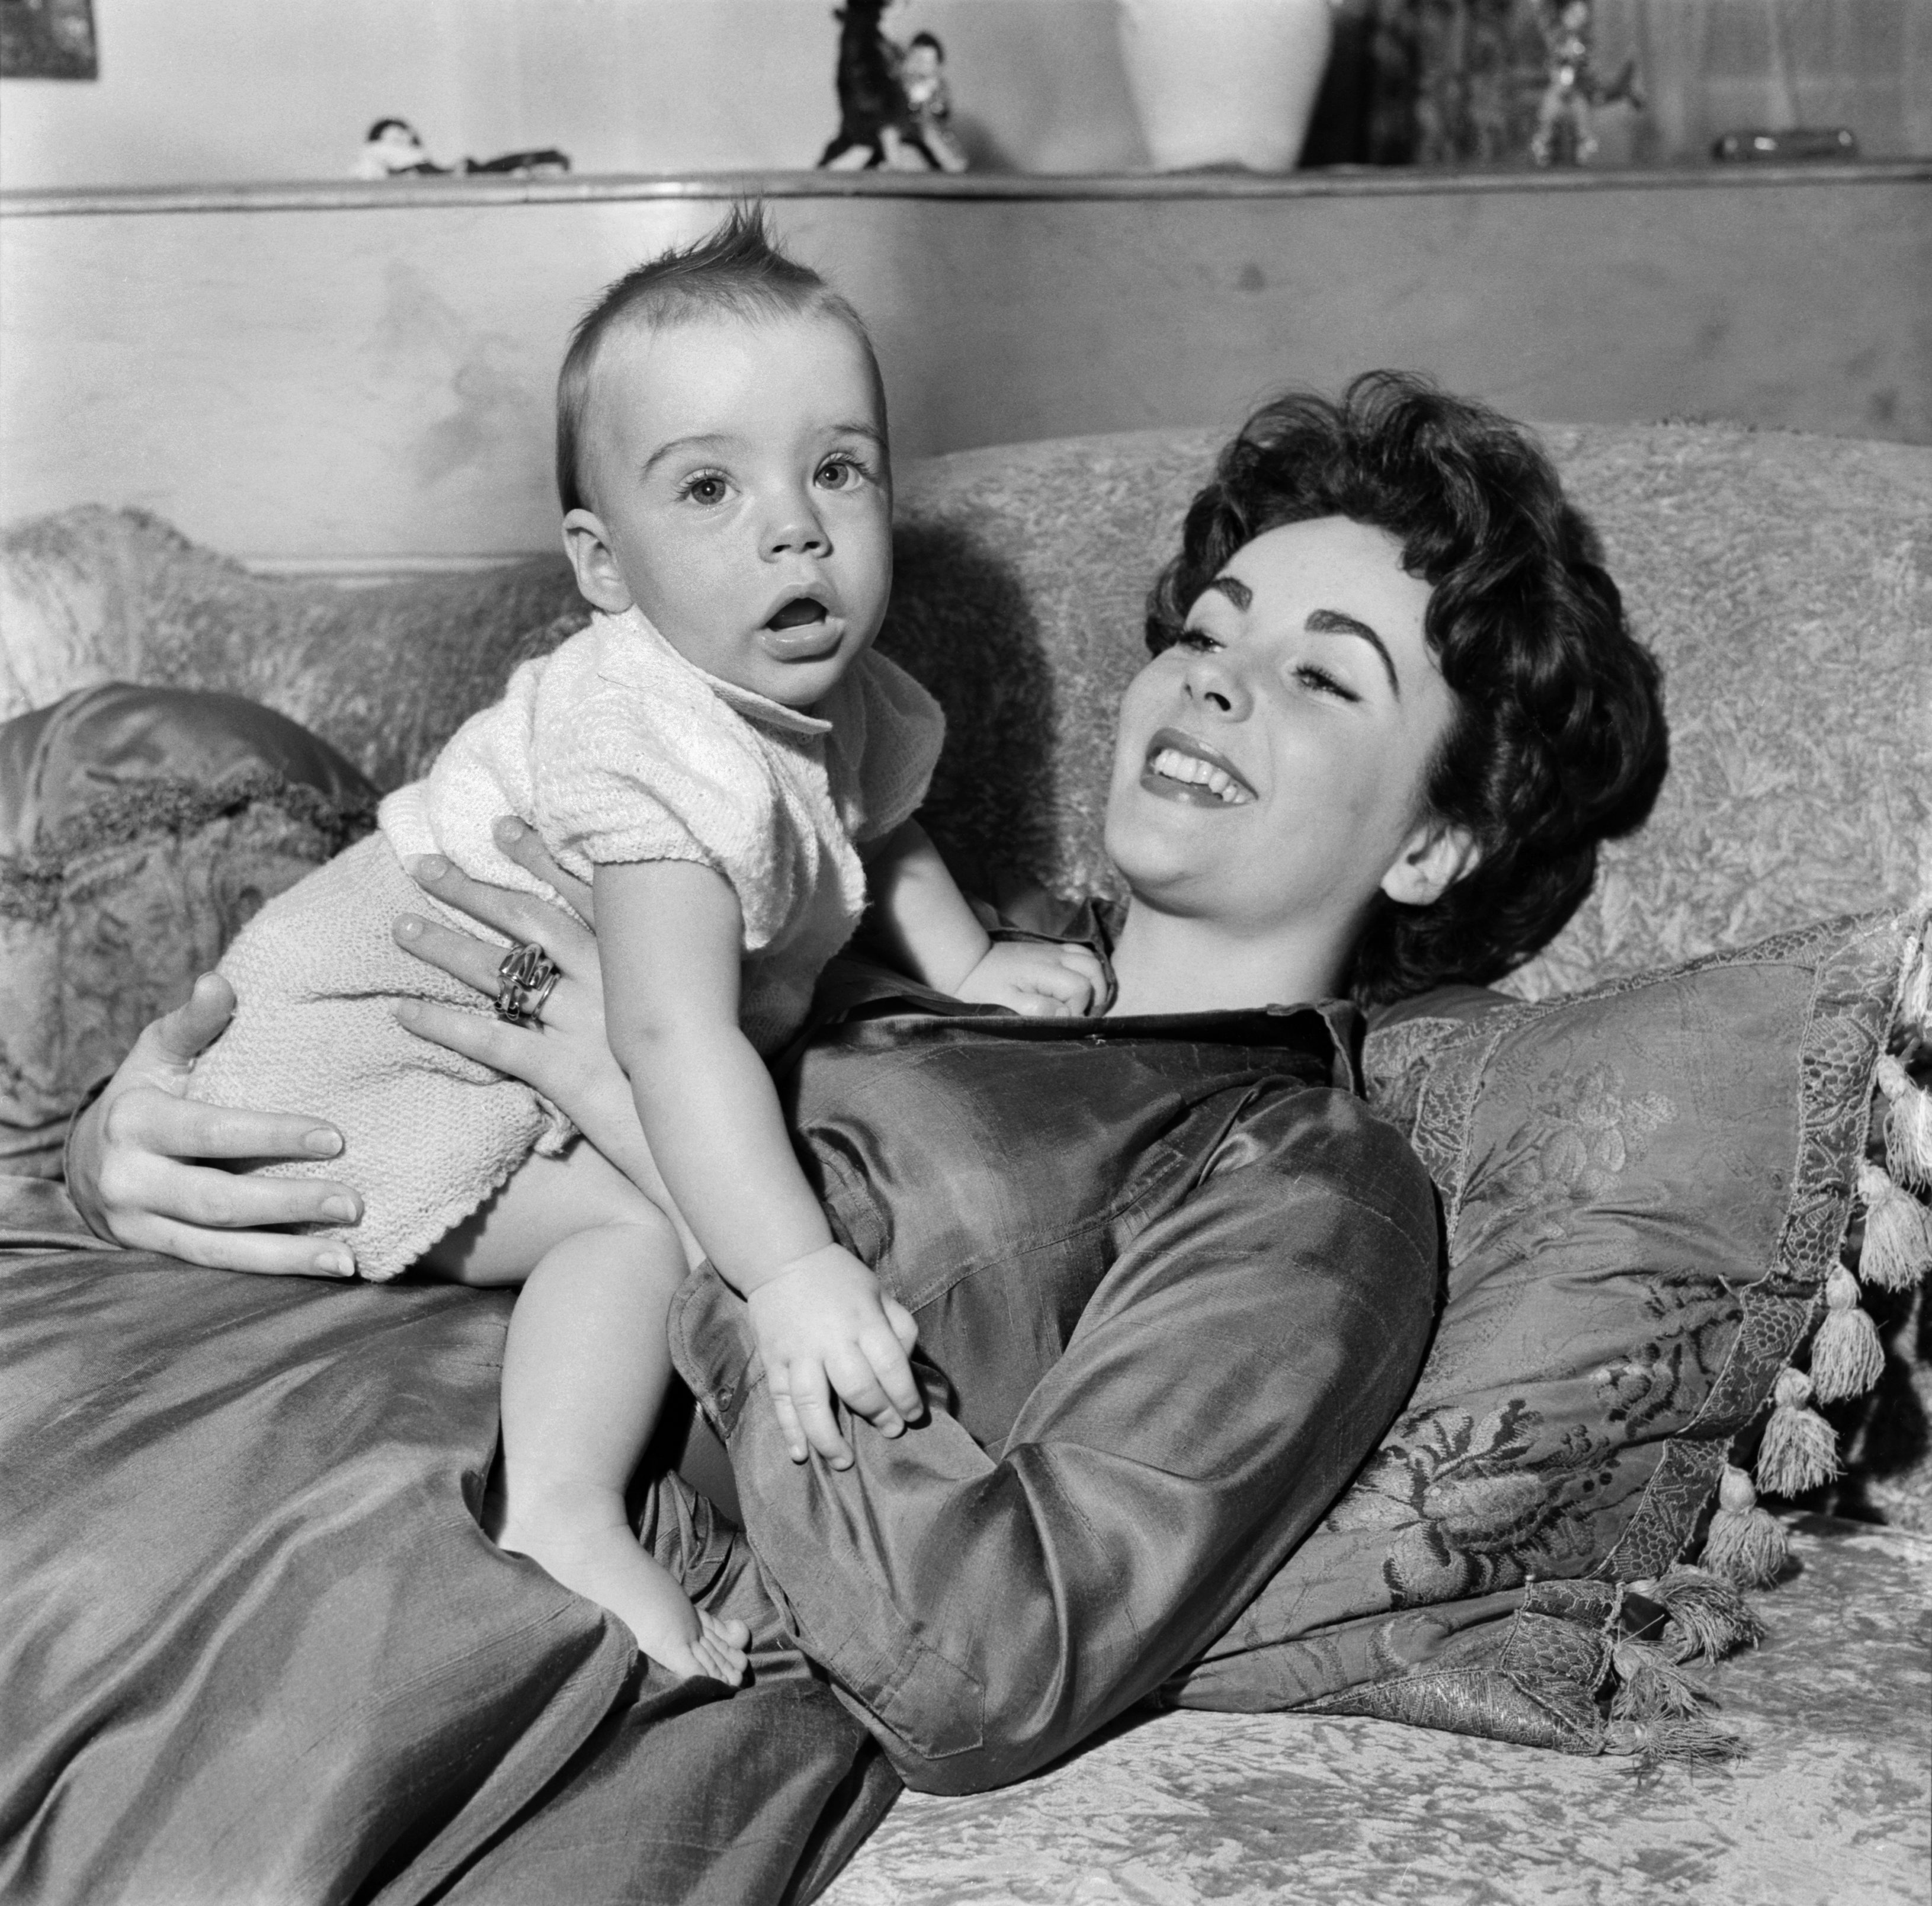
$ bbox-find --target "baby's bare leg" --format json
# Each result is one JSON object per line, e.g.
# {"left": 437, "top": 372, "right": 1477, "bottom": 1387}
{"left": 425, "top": 1147, "right": 747, "bottom": 1683}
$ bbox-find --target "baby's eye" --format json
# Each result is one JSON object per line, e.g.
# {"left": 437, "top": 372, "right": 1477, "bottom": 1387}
{"left": 815, "top": 453, "right": 872, "bottom": 491}
{"left": 678, "top": 473, "right": 730, "bottom": 506}
{"left": 1293, "top": 663, "right": 1359, "bottom": 703}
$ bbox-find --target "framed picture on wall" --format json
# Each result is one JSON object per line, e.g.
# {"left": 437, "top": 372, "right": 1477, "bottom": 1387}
{"left": 1, "top": 0, "right": 98, "bottom": 80}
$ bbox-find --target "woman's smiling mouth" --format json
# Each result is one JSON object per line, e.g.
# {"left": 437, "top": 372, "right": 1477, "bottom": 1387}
{"left": 1141, "top": 728, "right": 1257, "bottom": 806}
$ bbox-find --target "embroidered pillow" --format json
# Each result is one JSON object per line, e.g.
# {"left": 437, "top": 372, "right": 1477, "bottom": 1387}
{"left": 1170, "top": 909, "right": 1929, "bottom": 1754}
{"left": 0, "top": 683, "right": 379, "bottom": 1175}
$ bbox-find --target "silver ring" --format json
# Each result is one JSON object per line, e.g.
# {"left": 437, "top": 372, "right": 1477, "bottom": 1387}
{"left": 495, "top": 941, "right": 560, "bottom": 1027}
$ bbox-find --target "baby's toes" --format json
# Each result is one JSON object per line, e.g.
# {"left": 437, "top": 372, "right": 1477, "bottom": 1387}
{"left": 692, "top": 1636, "right": 746, "bottom": 1686}
{"left": 701, "top": 1610, "right": 752, "bottom": 1650}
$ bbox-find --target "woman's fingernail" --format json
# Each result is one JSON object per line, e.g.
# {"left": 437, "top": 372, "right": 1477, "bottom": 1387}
{"left": 315, "top": 1250, "right": 353, "bottom": 1277}
{"left": 394, "top": 1000, "right": 421, "bottom": 1025}
{"left": 321, "top": 1194, "right": 358, "bottom": 1222}
{"left": 411, "top": 855, "right": 449, "bottom": 880}
{"left": 495, "top": 816, "right": 526, "bottom": 841}
{"left": 395, "top": 915, "right": 422, "bottom": 941}
{"left": 303, "top": 1127, "right": 343, "bottom": 1157}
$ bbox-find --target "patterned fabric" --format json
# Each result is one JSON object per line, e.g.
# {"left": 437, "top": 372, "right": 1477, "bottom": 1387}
{"left": 823, "top": 1516, "right": 1932, "bottom": 1906}
{"left": 1165, "top": 910, "right": 1914, "bottom": 1747}
{"left": 0, "top": 684, "right": 377, "bottom": 1177}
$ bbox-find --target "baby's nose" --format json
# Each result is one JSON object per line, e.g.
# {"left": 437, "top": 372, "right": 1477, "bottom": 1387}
{"left": 764, "top": 502, "right": 830, "bottom": 558}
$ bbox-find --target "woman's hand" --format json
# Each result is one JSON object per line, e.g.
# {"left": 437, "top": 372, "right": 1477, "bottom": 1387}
{"left": 66, "top": 973, "right": 363, "bottom": 1274}
{"left": 392, "top": 821, "right": 669, "bottom": 1207}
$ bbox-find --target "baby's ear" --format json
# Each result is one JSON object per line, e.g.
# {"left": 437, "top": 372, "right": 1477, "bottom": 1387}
{"left": 562, "top": 510, "right": 634, "bottom": 613}
{"left": 1380, "top": 819, "right": 1481, "bottom": 908}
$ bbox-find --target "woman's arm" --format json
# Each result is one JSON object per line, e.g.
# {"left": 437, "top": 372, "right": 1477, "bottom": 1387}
{"left": 65, "top": 822, "right": 627, "bottom": 1264}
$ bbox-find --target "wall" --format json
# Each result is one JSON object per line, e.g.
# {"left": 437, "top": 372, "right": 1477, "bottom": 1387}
{"left": 0, "top": 0, "right": 1146, "bottom": 189}
{"left": 3, "top": 169, "right": 1924, "bottom": 569}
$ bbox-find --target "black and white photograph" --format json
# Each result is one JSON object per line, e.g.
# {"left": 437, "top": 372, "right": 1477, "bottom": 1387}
{"left": 1, "top": 3, "right": 1928, "bottom": 1902}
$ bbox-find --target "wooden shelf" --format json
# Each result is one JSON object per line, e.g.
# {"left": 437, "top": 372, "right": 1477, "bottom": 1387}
{"left": 4, "top": 159, "right": 1927, "bottom": 218}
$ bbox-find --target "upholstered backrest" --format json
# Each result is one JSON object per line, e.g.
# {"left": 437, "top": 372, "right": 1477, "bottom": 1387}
{"left": 883, "top": 422, "right": 1931, "bottom": 998}
{"left": 3, "top": 420, "right": 1927, "bottom": 995}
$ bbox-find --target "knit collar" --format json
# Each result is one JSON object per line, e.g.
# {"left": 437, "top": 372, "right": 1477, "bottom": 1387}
{"left": 602, "top": 606, "right": 835, "bottom": 738}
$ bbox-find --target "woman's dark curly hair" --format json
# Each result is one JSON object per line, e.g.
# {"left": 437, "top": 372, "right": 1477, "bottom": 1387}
{"left": 1145, "top": 371, "right": 1668, "bottom": 1006}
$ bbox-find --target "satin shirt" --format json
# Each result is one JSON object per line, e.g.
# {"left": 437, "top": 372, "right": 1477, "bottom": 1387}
{"left": 669, "top": 926, "right": 1441, "bottom": 1794}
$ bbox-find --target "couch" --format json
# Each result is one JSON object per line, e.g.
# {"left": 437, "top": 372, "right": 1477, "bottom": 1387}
{"left": 2, "top": 417, "right": 1928, "bottom": 1905}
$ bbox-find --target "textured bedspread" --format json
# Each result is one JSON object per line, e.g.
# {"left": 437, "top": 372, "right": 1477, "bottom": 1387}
{"left": 825, "top": 1518, "right": 1932, "bottom": 1906}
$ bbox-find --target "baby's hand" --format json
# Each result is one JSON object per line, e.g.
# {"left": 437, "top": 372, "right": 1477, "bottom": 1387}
{"left": 956, "top": 940, "right": 1104, "bottom": 1019}
{"left": 746, "top": 1244, "right": 921, "bottom": 1468}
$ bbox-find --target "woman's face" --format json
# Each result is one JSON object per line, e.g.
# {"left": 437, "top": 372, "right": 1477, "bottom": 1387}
{"left": 1104, "top": 515, "right": 1468, "bottom": 945}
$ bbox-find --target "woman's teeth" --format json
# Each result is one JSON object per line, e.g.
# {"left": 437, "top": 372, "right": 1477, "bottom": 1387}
{"left": 1149, "top": 747, "right": 1248, "bottom": 803}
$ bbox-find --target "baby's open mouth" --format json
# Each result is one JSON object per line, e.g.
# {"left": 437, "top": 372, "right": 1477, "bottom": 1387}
{"left": 765, "top": 596, "right": 828, "bottom": 631}
{"left": 1143, "top": 729, "right": 1255, "bottom": 805}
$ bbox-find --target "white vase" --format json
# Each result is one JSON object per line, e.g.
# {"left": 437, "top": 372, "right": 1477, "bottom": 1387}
{"left": 1116, "top": 0, "right": 1335, "bottom": 174}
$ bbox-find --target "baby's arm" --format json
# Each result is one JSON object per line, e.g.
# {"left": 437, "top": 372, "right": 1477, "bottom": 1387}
{"left": 863, "top": 821, "right": 1103, "bottom": 1018}
{"left": 594, "top": 858, "right": 920, "bottom": 1468}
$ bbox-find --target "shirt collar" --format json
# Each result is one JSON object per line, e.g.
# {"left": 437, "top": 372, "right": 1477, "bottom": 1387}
{"left": 800, "top": 894, "right": 1363, "bottom": 1095}
{"left": 603, "top": 607, "right": 833, "bottom": 738}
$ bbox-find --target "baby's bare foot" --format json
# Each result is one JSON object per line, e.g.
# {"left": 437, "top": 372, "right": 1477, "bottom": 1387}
{"left": 499, "top": 1488, "right": 741, "bottom": 1682}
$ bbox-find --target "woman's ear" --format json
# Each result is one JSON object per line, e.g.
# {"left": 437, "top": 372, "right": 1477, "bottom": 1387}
{"left": 1381, "top": 819, "right": 1481, "bottom": 907}
{"left": 562, "top": 509, "right": 634, "bottom": 614}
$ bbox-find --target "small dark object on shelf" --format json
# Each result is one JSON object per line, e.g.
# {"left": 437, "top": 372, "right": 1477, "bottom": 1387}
{"left": 1712, "top": 127, "right": 1858, "bottom": 163}
{"left": 463, "top": 149, "right": 572, "bottom": 177}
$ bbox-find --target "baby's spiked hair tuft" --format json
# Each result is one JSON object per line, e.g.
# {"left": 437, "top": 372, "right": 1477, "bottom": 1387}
{"left": 555, "top": 203, "right": 881, "bottom": 515}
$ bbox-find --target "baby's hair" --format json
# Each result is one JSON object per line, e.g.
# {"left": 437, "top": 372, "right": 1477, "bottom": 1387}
{"left": 909, "top": 31, "right": 944, "bottom": 55}
{"left": 556, "top": 203, "right": 882, "bottom": 515}
{"left": 366, "top": 118, "right": 414, "bottom": 142}
{"left": 1146, "top": 370, "right": 1668, "bottom": 1005}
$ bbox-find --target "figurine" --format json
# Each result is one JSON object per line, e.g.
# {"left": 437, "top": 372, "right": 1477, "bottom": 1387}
{"left": 1530, "top": 0, "right": 1642, "bottom": 167}
{"left": 353, "top": 118, "right": 449, "bottom": 180}
{"left": 896, "top": 31, "right": 968, "bottom": 172}
{"left": 352, "top": 119, "right": 571, "bottom": 181}
{"left": 817, "top": 0, "right": 946, "bottom": 172}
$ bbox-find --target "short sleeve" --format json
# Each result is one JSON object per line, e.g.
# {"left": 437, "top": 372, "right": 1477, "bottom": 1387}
{"left": 835, "top": 651, "right": 947, "bottom": 845}
{"left": 529, "top": 661, "right": 799, "bottom": 950}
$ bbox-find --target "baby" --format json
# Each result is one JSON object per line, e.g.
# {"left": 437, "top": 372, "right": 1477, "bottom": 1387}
{"left": 187, "top": 207, "right": 1100, "bottom": 1683}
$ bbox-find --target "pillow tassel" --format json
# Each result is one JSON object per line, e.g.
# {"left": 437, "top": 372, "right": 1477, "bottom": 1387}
{"left": 1700, "top": 1465, "right": 1790, "bottom": 1586}
{"left": 1607, "top": 1636, "right": 1706, "bottom": 1723}
{"left": 1854, "top": 1161, "right": 1932, "bottom": 1291}
{"left": 1807, "top": 1264, "right": 1888, "bottom": 1402}
{"left": 1896, "top": 925, "right": 1930, "bottom": 1037}
{"left": 1875, "top": 1053, "right": 1932, "bottom": 1191}
{"left": 1639, "top": 1565, "right": 1765, "bottom": 1662}
{"left": 1754, "top": 1367, "right": 1841, "bottom": 1496}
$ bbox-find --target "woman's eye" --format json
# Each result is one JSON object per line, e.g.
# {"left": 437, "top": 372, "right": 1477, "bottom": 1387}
{"left": 1175, "top": 628, "right": 1220, "bottom": 653}
{"left": 680, "top": 474, "right": 729, "bottom": 506}
{"left": 1294, "top": 663, "right": 1359, "bottom": 702}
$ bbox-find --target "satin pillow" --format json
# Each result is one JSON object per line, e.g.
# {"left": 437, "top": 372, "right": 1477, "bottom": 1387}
{"left": 0, "top": 683, "right": 379, "bottom": 1175}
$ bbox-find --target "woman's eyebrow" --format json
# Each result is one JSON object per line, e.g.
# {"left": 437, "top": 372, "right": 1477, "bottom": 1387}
{"left": 1204, "top": 575, "right": 1252, "bottom": 610}
{"left": 1307, "top": 608, "right": 1399, "bottom": 696}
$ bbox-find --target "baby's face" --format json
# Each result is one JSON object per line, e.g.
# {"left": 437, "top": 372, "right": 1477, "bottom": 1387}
{"left": 569, "top": 311, "right": 892, "bottom": 709}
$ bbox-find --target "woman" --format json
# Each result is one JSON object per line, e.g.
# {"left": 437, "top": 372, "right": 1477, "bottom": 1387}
{"left": 55, "top": 376, "right": 1664, "bottom": 1869}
